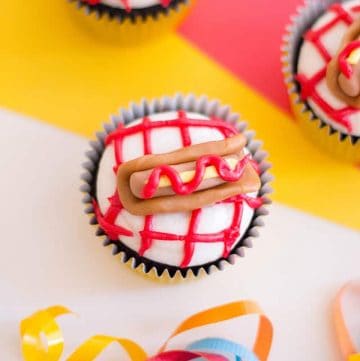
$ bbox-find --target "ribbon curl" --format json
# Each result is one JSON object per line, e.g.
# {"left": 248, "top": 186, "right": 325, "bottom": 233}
{"left": 334, "top": 282, "right": 360, "bottom": 361}
{"left": 20, "top": 301, "right": 272, "bottom": 361}
{"left": 20, "top": 306, "right": 71, "bottom": 361}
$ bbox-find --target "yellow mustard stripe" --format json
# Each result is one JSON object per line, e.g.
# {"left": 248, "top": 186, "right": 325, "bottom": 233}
{"left": 158, "top": 157, "right": 238, "bottom": 187}
{"left": 347, "top": 48, "right": 360, "bottom": 65}
{"left": 1, "top": 0, "right": 359, "bottom": 230}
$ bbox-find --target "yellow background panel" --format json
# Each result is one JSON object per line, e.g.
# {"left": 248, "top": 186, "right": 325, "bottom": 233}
{"left": 1, "top": 0, "right": 359, "bottom": 230}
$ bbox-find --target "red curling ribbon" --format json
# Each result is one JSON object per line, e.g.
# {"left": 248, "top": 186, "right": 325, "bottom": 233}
{"left": 148, "top": 350, "right": 228, "bottom": 361}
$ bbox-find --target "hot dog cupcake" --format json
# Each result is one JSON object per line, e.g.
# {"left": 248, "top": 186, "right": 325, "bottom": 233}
{"left": 283, "top": 0, "right": 360, "bottom": 162}
{"left": 71, "top": 0, "right": 193, "bottom": 44}
{"left": 81, "top": 95, "right": 271, "bottom": 280}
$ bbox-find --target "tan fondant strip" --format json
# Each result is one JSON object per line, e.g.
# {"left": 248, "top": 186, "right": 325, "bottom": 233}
{"left": 117, "top": 134, "right": 261, "bottom": 216}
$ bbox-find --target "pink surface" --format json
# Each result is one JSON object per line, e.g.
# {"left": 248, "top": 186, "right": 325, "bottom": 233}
{"left": 179, "top": 0, "right": 302, "bottom": 112}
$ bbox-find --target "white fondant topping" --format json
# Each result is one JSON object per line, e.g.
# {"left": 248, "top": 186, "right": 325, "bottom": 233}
{"left": 96, "top": 111, "right": 257, "bottom": 267}
{"left": 297, "top": 0, "right": 360, "bottom": 136}
{"left": 98, "top": 0, "right": 169, "bottom": 10}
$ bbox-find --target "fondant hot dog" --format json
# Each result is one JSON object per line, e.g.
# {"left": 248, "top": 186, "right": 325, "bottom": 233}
{"left": 327, "top": 19, "right": 360, "bottom": 106}
{"left": 117, "top": 134, "right": 261, "bottom": 215}
{"left": 129, "top": 154, "right": 243, "bottom": 199}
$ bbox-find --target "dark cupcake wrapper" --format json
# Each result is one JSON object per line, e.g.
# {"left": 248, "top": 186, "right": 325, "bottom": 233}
{"left": 71, "top": 0, "right": 190, "bottom": 23}
{"left": 282, "top": 0, "right": 360, "bottom": 149}
{"left": 81, "top": 94, "right": 272, "bottom": 280}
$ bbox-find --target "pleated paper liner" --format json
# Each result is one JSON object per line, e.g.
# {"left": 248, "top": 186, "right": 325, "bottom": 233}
{"left": 69, "top": 0, "right": 194, "bottom": 46}
{"left": 81, "top": 94, "right": 272, "bottom": 282}
{"left": 282, "top": 0, "right": 360, "bottom": 163}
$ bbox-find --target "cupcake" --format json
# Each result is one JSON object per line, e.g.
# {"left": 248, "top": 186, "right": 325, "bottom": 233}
{"left": 283, "top": 0, "right": 360, "bottom": 162}
{"left": 78, "top": 0, "right": 185, "bottom": 16}
{"left": 81, "top": 95, "right": 271, "bottom": 280}
{"left": 71, "top": 0, "right": 193, "bottom": 43}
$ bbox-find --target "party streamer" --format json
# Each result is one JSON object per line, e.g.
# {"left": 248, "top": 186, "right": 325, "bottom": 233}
{"left": 20, "top": 301, "right": 272, "bottom": 361}
{"left": 334, "top": 282, "right": 360, "bottom": 361}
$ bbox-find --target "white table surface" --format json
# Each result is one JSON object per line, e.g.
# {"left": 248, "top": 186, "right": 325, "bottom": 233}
{"left": 0, "top": 108, "right": 359, "bottom": 361}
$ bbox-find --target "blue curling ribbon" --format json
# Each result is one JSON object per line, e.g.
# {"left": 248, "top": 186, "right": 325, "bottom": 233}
{"left": 186, "top": 338, "right": 259, "bottom": 361}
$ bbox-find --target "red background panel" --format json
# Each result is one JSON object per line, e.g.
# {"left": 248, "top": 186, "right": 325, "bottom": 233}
{"left": 179, "top": 0, "right": 302, "bottom": 112}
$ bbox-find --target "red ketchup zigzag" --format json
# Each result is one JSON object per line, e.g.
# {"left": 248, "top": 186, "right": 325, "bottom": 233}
{"left": 142, "top": 154, "right": 257, "bottom": 199}
{"left": 83, "top": 0, "right": 171, "bottom": 13}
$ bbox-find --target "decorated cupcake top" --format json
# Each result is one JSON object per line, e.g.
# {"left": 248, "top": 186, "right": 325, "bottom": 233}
{"left": 297, "top": 0, "right": 360, "bottom": 136}
{"left": 95, "top": 111, "right": 262, "bottom": 268}
{"left": 83, "top": 0, "right": 172, "bottom": 12}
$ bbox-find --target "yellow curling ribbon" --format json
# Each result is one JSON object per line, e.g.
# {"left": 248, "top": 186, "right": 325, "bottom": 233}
{"left": 20, "top": 307, "right": 147, "bottom": 361}
{"left": 20, "top": 306, "right": 71, "bottom": 361}
{"left": 67, "top": 335, "right": 147, "bottom": 361}
{"left": 20, "top": 301, "right": 273, "bottom": 361}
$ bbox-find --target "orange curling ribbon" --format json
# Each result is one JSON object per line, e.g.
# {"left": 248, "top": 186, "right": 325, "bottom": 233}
{"left": 334, "top": 282, "right": 360, "bottom": 361}
{"left": 158, "top": 301, "right": 273, "bottom": 361}
{"left": 20, "top": 301, "right": 273, "bottom": 361}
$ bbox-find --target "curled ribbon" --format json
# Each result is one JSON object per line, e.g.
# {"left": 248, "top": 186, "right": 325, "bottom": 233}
{"left": 20, "top": 301, "right": 273, "bottom": 361}
{"left": 334, "top": 282, "right": 360, "bottom": 361}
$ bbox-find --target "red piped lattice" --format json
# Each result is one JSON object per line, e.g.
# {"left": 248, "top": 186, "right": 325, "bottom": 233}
{"left": 94, "top": 111, "right": 262, "bottom": 268}
{"left": 83, "top": 0, "right": 171, "bottom": 12}
{"left": 296, "top": 3, "right": 360, "bottom": 132}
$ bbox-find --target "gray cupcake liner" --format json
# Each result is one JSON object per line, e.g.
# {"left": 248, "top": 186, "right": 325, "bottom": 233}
{"left": 71, "top": 0, "right": 190, "bottom": 24}
{"left": 81, "top": 94, "right": 272, "bottom": 280}
{"left": 281, "top": 0, "right": 360, "bottom": 146}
